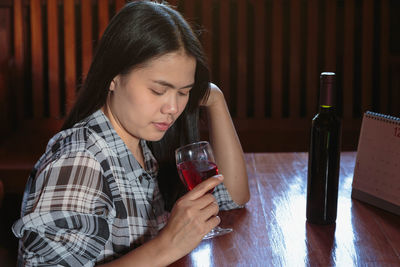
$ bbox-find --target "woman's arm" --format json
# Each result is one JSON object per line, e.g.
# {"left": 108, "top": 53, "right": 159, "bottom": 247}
{"left": 101, "top": 176, "right": 224, "bottom": 267}
{"left": 202, "top": 83, "right": 250, "bottom": 205}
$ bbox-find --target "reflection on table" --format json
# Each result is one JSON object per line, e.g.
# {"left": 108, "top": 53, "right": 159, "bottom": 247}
{"left": 169, "top": 152, "right": 400, "bottom": 266}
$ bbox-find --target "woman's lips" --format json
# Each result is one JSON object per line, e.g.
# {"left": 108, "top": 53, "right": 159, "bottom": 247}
{"left": 153, "top": 122, "right": 171, "bottom": 131}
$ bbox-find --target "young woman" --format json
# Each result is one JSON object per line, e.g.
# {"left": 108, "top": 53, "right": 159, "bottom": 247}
{"left": 13, "top": 1, "right": 249, "bottom": 266}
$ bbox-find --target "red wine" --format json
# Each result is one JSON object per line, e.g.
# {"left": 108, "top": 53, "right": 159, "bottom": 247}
{"left": 177, "top": 160, "right": 218, "bottom": 191}
{"left": 306, "top": 72, "right": 342, "bottom": 225}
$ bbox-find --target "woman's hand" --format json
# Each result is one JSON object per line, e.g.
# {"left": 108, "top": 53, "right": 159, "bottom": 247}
{"left": 100, "top": 175, "right": 224, "bottom": 267}
{"left": 201, "top": 82, "right": 223, "bottom": 108}
{"left": 159, "top": 175, "right": 224, "bottom": 258}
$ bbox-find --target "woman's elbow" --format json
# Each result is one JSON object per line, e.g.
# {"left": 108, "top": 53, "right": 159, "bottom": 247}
{"left": 233, "top": 189, "right": 251, "bottom": 206}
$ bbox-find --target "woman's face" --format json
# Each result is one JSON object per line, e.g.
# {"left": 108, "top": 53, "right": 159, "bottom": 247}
{"left": 107, "top": 50, "right": 196, "bottom": 144}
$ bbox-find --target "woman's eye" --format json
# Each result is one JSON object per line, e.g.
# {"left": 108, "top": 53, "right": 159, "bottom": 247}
{"left": 178, "top": 91, "right": 189, "bottom": 96}
{"left": 151, "top": 89, "right": 164, "bottom": 95}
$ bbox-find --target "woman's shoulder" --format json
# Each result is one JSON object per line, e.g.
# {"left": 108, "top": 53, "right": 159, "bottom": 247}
{"left": 46, "top": 126, "right": 106, "bottom": 156}
{"left": 46, "top": 111, "right": 115, "bottom": 157}
{"left": 35, "top": 125, "right": 114, "bottom": 173}
{"left": 32, "top": 110, "right": 120, "bottom": 177}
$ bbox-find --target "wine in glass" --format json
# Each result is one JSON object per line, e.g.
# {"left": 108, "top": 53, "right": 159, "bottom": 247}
{"left": 175, "top": 141, "right": 233, "bottom": 239}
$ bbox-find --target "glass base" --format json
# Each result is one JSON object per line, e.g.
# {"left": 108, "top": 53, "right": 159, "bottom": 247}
{"left": 203, "top": 226, "right": 233, "bottom": 240}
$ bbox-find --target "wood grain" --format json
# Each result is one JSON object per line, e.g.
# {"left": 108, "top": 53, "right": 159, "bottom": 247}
{"left": 305, "top": 0, "right": 319, "bottom": 118}
{"left": 12, "top": 0, "right": 24, "bottom": 121}
{"left": 379, "top": 0, "right": 390, "bottom": 115}
{"left": 236, "top": 0, "right": 247, "bottom": 119}
{"left": 324, "top": 0, "right": 336, "bottom": 72}
{"left": 0, "top": 8, "right": 11, "bottom": 127}
{"left": 218, "top": 0, "right": 231, "bottom": 107}
{"left": 169, "top": 152, "right": 400, "bottom": 266}
{"left": 253, "top": 0, "right": 266, "bottom": 119}
{"left": 63, "top": 0, "right": 76, "bottom": 112}
{"left": 81, "top": 0, "right": 93, "bottom": 78}
{"left": 343, "top": 0, "right": 355, "bottom": 120}
{"left": 115, "top": 0, "right": 126, "bottom": 12}
{"left": 98, "top": 0, "right": 109, "bottom": 39}
{"left": 200, "top": 0, "right": 213, "bottom": 73}
{"left": 47, "top": 0, "right": 60, "bottom": 118}
{"left": 271, "top": 0, "right": 283, "bottom": 119}
{"left": 289, "top": 0, "right": 301, "bottom": 119}
{"left": 30, "top": 0, "right": 44, "bottom": 118}
{"left": 361, "top": 0, "right": 374, "bottom": 112}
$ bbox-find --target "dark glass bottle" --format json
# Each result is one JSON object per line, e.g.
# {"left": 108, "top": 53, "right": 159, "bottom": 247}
{"left": 306, "top": 72, "right": 342, "bottom": 225}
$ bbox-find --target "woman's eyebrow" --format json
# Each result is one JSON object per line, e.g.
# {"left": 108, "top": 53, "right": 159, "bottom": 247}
{"left": 152, "top": 80, "right": 194, "bottom": 89}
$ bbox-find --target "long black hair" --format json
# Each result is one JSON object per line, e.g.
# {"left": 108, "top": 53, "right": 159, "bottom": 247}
{"left": 62, "top": 1, "right": 210, "bottom": 210}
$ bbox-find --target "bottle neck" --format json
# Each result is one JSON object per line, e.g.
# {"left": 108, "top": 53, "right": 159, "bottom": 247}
{"left": 319, "top": 72, "right": 336, "bottom": 110}
{"left": 318, "top": 105, "right": 335, "bottom": 113}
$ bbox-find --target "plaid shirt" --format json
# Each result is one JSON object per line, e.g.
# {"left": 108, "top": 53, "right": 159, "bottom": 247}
{"left": 12, "top": 110, "right": 241, "bottom": 266}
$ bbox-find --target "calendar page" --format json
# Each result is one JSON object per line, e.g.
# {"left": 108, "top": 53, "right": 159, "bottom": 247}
{"left": 352, "top": 111, "right": 400, "bottom": 215}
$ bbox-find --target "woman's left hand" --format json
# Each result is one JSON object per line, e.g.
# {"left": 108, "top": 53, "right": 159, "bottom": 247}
{"left": 200, "top": 83, "right": 223, "bottom": 108}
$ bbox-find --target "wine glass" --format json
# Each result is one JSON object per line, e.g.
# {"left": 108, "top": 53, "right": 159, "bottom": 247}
{"left": 175, "top": 141, "right": 233, "bottom": 239}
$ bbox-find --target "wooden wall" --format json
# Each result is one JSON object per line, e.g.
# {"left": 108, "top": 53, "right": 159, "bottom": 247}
{"left": 0, "top": 0, "right": 399, "bottom": 153}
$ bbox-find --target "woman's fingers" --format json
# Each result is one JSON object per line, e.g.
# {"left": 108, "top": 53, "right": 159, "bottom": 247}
{"left": 206, "top": 215, "right": 221, "bottom": 228}
{"left": 174, "top": 192, "right": 218, "bottom": 222}
{"left": 186, "top": 175, "right": 224, "bottom": 201}
{"left": 197, "top": 200, "right": 219, "bottom": 222}
{"left": 161, "top": 175, "right": 224, "bottom": 252}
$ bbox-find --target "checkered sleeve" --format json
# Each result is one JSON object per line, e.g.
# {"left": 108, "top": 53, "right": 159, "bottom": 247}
{"left": 213, "top": 183, "right": 244, "bottom": 211}
{"left": 12, "top": 151, "right": 112, "bottom": 266}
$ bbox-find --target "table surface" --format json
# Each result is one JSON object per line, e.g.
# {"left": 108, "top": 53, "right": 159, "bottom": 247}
{"left": 169, "top": 152, "right": 400, "bottom": 267}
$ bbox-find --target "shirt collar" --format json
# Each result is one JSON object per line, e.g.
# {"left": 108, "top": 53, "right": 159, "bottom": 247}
{"left": 81, "top": 109, "right": 159, "bottom": 178}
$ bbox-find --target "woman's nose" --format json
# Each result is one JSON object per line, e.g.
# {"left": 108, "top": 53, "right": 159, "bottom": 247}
{"left": 161, "top": 93, "right": 178, "bottom": 115}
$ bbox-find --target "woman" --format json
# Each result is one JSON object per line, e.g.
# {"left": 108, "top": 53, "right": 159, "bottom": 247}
{"left": 13, "top": 1, "right": 249, "bottom": 266}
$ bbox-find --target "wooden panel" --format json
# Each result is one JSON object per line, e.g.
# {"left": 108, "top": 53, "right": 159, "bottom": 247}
{"left": 324, "top": 0, "right": 336, "bottom": 71}
{"left": 236, "top": 0, "right": 247, "bottom": 119}
{"left": 253, "top": 0, "right": 265, "bottom": 118}
{"left": 183, "top": 0, "right": 195, "bottom": 20}
{"left": 167, "top": 0, "right": 179, "bottom": 8}
{"left": 305, "top": 0, "right": 318, "bottom": 117}
{"left": 201, "top": 0, "right": 213, "bottom": 70}
{"left": 391, "top": 59, "right": 400, "bottom": 115}
{"left": 343, "top": 0, "right": 355, "bottom": 119}
{"left": 115, "top": 0, "right": 126, "bottom": 11}
{"left": 380, "top": 0, "right": 389, "bottom": 114}
{"left": 47, "top": 0, "right": 60, "bottom": 118}
{"left": 13, "top": 0, "right": 24, "bottom": 121}
{"left": 2, "top": 0, "right": 393, "bottom": 155}
{"left": 219, "top": 0, "right": 230, "bottom": 106}
{"left": 289, "top": 0, "right": 301, "bottom": 118}
{"left": 271, "top": 0, "right": 283, "bottom": 118}
{"left": 0, "top": 8, "right": 10, "bottom": 128}
{"left": 81, "top": 0, "right": 93, "bottom": 77}
{"left": 64, "top": 0, "right": 76, "bottom": 112}
{"left": 98, "top": 0, "right": 109, "bottom": 39}
{"left": 361, "top": 0, "right": 374, "bottom": 112}
{"left": 30, "top": 0, "right": 44, "bottom": 118}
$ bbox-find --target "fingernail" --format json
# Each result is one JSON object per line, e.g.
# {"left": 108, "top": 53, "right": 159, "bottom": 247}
{"left": 216, "top": 175, "right": 224, "bottom": 181}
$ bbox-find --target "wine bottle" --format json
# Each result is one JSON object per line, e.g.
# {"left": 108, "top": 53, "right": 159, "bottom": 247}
{"left": 306, "top": 72, "right": 342, "bottom": 225}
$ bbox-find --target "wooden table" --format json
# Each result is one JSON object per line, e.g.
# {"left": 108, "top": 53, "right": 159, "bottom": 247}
{"left": 170, "top": 152, "right": 400, "bottom": 266}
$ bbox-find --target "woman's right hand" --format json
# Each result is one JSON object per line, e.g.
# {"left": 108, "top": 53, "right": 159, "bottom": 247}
{"left": 159, "top": 175, "right": 224, "bottom": 258}
{"left": 100, "top": 175, "right": 223, "bottom": 266}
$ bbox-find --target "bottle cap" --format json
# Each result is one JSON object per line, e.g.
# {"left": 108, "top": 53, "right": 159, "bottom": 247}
{"left": 320, "top": 72, "right": 336, "bottom": 107}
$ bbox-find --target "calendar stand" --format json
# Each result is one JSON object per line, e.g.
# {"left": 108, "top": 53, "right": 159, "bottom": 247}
{"left": 351, "top": 111, "right": 400, "bottom": 216}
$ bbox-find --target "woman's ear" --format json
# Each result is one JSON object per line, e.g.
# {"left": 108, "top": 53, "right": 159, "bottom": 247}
{"left": 109, "top": 79, "right": 116, "bottom": 92}
{"left": 109, "top": 75, "right": 120, "bottom": 92}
